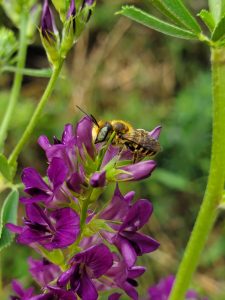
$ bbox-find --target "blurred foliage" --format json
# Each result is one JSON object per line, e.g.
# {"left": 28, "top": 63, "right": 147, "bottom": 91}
{"left": 1, "top": 0, "right": 225, "bottom": 299}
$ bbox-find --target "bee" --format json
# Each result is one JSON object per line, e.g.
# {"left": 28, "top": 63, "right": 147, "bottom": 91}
{"left": 76, "top": 106, "right": 161, "bottom": 163}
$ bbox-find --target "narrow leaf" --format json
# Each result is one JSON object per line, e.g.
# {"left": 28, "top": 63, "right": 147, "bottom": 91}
{"left": 118, "top": 6, "right": 197, "bottom": 40}
{"left": 198, "top": 9, "right": 215, "bottom": 32}
{"left": 149, "top": 0, "right": 201, "bottom": 33}
{"left": 209, "top": 0, "right": 225, "bottom": 23}
{"left": 212, "top": 14, "right": 225, "bottom": 41}
{"left": 0, "top": 190, "right": 19, "bottom": 251}
{"left": 0, "top": 153, "right": 12, "bottom": 181}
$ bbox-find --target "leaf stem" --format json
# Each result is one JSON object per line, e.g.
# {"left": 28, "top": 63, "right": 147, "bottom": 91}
{"left": 8, "top": 60, "right": 64, "bottom": 167}
{"left": 169, "top": 47, "right": 225, "bottom": 300}
{"left": 0, "top": 12, "right": 29, "bottom": 152}
{"left": 2, "top": 66, "right": 52, "bottom": 78}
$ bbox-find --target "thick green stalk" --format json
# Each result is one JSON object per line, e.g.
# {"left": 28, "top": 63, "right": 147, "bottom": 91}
{"left": 169, "top": 47, "right": 225, "bottom": 299}
{"left": 8, "top": 60, "right": 63, "bottom": 166}
{"left": 0, "top": 12, "right": 28, "bottom": 152}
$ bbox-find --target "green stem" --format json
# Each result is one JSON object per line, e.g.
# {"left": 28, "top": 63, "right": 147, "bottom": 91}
{"left": 169, "top": 47, "right": 225, "bottom": 300}
{"left": 8, "top": 60, "right": 64, "bottom": 166}
{"left": 0, "top": 12, "right": 28, "bottom": 152}
{"left": 2, "top": 66, "right": 52, "bottom": 78}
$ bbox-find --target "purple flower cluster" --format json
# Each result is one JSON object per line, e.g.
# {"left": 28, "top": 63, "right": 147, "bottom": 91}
{"left": 8, "top": 116, "right": 161, "bottom": 300}
{"left": 148, "top": 276, "right": 208, "bottom": 300}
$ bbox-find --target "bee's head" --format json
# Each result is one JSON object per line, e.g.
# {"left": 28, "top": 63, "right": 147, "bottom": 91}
{"left": 93, "top": 121, "right": 113, "bottom": 144}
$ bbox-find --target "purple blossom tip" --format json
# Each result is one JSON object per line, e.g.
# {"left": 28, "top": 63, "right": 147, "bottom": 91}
{"left": 90, "top": 170, "right": 106, "bottom": 187}
{"left": 84, "top": 0, "right": 95, "bottom": 5}
{"left": 117, "top": 160, "right": 157, "bottom": 181}
{"left": 41, "top": 0, "right": 57, "bottom": 39}
{"left": 67, "top": 0, "right": 76, "bottom": 18}
{"left": 148, "top": 125, "right": 162, "bottom": 140}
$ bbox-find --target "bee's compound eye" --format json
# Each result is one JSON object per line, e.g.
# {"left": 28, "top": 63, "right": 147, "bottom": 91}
{"left": 95, "top": 123, "right": 113, "bottom": 143}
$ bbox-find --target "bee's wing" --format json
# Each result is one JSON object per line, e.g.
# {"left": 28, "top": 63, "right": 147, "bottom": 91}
{"left": 122, "top": 131, "right": 160, "bottom": 151}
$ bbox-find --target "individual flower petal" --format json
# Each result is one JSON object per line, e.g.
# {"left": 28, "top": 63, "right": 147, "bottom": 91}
{"left": 117, "top": 160, "right": 157, "bottom": 181}
{"left": 6, "top": 223, "right": 23, "bottom": 234}
{"left": 120, "top": 231, "right": 160, "bottom": 257}
{"left": 115, "top": 236, "right": 137, "bottom": 267}
{"left": 77, "top": 270, "right": 98, "bottom": 300}
{"left": 84, "top": 0, "right": 95, "bottom": 5}
{"left": 22, "top": 167, "right": 50, "bottom": 199}
{"left": 75, "top": 117, "right": 96, "bottom": 159}
{"left": 148, "top": 125, "right": 162, "bottom": 140}
{"left": 120, "top": 200, "right": 153, "bottom": 232}
{"left": 41, "top": 0, "right": 57, "bottom": 39}
{"left": 67, "top": 0, "right": 76, "bottom": 18}
{"left": 90, "top": 170, "right": 106, "bottom": 187}
{"left": 49, "top": 208, "right": 80, "bottom": 249}
{"left": 67, "top": 167, "right": 86, "bottom": 193}
{"left": 47, "top": 157, "right": 68, "bottom": 189}
{"left": 61, "top": 124, "right": 75, "bottom": 144}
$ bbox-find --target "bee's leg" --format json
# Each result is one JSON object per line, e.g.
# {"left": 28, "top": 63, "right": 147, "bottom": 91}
{"left": 133, "top": 151, "right": 138, "bottom": 164}
{"left": 117, "top": 145, "right": 126, "bottom": 160}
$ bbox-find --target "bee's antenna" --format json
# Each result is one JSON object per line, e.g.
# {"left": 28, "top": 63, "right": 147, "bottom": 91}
{"left": 76, "top": 105, "right": 99, "bottom": 127}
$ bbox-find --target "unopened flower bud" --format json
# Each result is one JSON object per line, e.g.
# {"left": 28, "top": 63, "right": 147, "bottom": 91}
{"left": 40, "top": 0, "right": 59, "bottom": 66}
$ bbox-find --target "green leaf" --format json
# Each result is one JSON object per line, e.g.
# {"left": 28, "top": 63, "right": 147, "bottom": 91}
{"left": 212, "top": 14, "right": 225, "bottom": 41}
{"left": 198, "top": 9, "right": 215, "bottom": 32}
{"left": 88, "top": 219, "right": 115, "bottom": 234}
{"left": 209, "top": 0, "right": 225, "bottom": 23}
{"left": 0, "top": 153, "right": 12, "bottom": 181}
{"left": 0, "top": 190, "right": 19, "bottom": 251}
{"left": 39, "top": 246, "right": 65, "bottom": 266}
{"left": 149, "top": 0, "right": 201, "bottom": 33}
{"left": 153, "top": 168, "right": 189, "bottom": 191}
{"left": 118, "top": 6, "right": 198, "bottom": 40}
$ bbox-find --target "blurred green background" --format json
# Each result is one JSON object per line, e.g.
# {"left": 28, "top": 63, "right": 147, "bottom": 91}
{"left": 1, "top": 0, "right": 225, "bottom": 299}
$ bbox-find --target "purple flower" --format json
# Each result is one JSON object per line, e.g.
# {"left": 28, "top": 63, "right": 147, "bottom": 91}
{"left": 7, "top": 204, "right": 80, "bottom": 250}
{"left": 112, "top": 200, "right": 159, "bottom": 267}
{"left": 20, "top": 157, "right": 69, "bottom": 206}
{"left": 117, "top": 160, "right": 157, "bottom": 181}
{"left": 148, "top": 125, "right": 162, "bottom": 140}
{"left": 38, "top": 124, "right": 76, "bottom": 169}
{"left": 75, "top": 117, "right": 96, "bottom": 160}
{"left": 84, "top": 0, "right": 95, "bottom": 5}
{"left": 148, "top": 275, "right": 208, "bottom": 300}
{"left": 58, "top": 244, "right": 113, "bottom": 300}
{"left": 90, "top": 170, "right": 106, "bottom": 187}
{"left": 100, "top": 184, "right": 132, "bottom": 222}
{"left": 67, "top": 166, "right": 86, "bottom": 193}
{"left": 10, "top": 280, "right": 35, "bottom": 300}
{"left": 28, "top": 258, "right": 61, "bottom": 287}
{"left": 67, "top": 0, "right": 76, "bottom": 18}
{"left": 41, "top": 0, "right": 57, "bottom": 41}
{"left": 106, "top": 254, "right": 146, "bottom": 300}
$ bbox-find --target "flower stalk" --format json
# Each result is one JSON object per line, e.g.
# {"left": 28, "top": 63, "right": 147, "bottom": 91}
{"left": 8, "top": 60, "right": 64, "bottom": 167}
{"left": 169, "top": 47, "right": 225, "bottom": 300}
{"left": 0, "top": 11, "right": 29, "bottom": 152}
